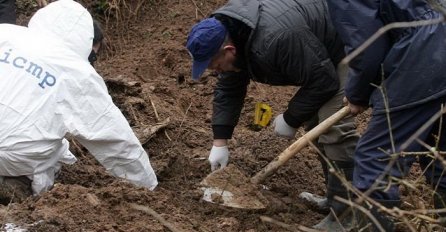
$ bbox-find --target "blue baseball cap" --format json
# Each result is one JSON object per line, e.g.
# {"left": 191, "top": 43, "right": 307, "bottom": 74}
{"left": 186, "top": 17, "right": 227, "bottom": 81}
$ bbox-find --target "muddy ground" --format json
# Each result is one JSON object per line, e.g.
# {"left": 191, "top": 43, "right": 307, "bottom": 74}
{"left": 0, "top": 0, "right": 439, "bottom": 231}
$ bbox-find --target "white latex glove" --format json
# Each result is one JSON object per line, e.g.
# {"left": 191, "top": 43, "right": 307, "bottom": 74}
{"left": 209, "top": 145, "right": 229, "bottom": 171}
{"left": 273, "top": 114, "right": 297, "bottom": 139}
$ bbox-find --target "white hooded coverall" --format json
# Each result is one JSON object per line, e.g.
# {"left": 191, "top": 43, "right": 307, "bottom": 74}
{"left": 0, "top": 0, "right": 158, "bottom": 195}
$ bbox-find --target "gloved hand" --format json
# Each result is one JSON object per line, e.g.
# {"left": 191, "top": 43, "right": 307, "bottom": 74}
{"left": 273, "top": 114, "right": 297, "bottom": 139}
{"left": 209, "top": 145, "right": 229, "bottom": 171}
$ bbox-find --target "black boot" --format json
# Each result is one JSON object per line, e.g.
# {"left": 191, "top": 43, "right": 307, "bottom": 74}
{"left": 300, "top": 143, "right": 329, "bottom": 213}
{"left": 433, "top": 189, "right": 446, "bottom": 224}
{"left": 313, "top": 161, "right": 354, "bottom": 231}
{"left": 354, "top": 199, "right": 401, "bottom": 232}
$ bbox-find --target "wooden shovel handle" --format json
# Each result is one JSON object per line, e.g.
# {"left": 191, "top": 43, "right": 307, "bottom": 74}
{"left": 251, "top": 106, "right": 351, "bottom": 185}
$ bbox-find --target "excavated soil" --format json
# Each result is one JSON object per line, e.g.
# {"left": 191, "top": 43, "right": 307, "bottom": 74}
{"left": 0, "top": 0, "right": 437, "bottom": 231}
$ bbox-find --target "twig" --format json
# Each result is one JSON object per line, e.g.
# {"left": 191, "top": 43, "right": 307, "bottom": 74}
{"left": 259, "top": 216, "right": 318, "bottom": 232}
{"left": 125, "top": 102, "right": 138, "bottom": 123}
{"left": 435, "top": 104, "right": 444, "bottom": 149}
{"left": 171, "top": 101, "right": 193, "bottom": 142}
{"left": 333, "top": 171, "right": 444, "bottom": 227}
{"left": 311, "top": 140, "right": 417, "bottom": 230}
{"left": 189, "top": 0, "right": 205, "bottom": 18}
{"left": 164, "top": 130, "right": 172, "bottom": 141}
{"left": 415, "top": 139, "right": 446, "bottom": 195}
{"left": 428, "top": 0, "right": 446, "bottom": 18}
{"left": 312, "top": 138, "right": 446, "bottom": 229}
{"left": 372, "top": 66, "right": 396, "bottom": 153}
{"left": 129, "top": 203, "right": 184, "bottom": 232}
{"left": 148, "top": 94, "right": 171, "bottom": 141}
{"left": 179, "top": 102, "right": 193, "bottom": 129}
{"left": 355, "top": 73, "right": 399, "bottom": 200}
{"left": 137, "top": 118, "right": 170, "bottom": 144}
{"left": 417, "top": 139, "right": 446, "bottom": 167}
{"left": 148, "top": 94, "right": 160, "bottom": 121}
{"left": 340, "top": 17, "right": 444, "bottom": 66}
{"left": 259, "top": 216, "right": 296, "bottom": 231}
{"left": 361, "top": 151, "right": 399, "bottom": 203}
{"left": 334, "top": 197, "right": 387, "bottom": 232}
{"left": 401, "top": 107, "right": 446, "bottom": 150}
{"left": 399, "top": 151, "right": 446, "bottom": 156}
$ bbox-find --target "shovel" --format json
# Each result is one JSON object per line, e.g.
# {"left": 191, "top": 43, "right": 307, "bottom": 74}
{"left": 200, "top": 106, "right": 351, "bottom": 209}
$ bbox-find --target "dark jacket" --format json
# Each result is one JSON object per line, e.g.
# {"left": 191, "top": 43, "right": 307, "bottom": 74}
{"left": 327, "top": 0, "right": 446, "bottom": 113}
{"left": 211, "top": 0, "right": 345, "bottom": 139}
{"left": 0, "top": 0, "right": 16, "bottom": 24}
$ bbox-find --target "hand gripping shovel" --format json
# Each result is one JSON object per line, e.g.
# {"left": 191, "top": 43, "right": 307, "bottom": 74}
{"left": 200, "top": 106, "right": 351, "bottom": 209}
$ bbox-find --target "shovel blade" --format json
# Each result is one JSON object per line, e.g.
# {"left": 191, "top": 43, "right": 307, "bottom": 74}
{"left": 201, "top": 186, "right": 266, "bottom": 209}
{"left": 199, "top": 165, "right": 267, "bottom": 210}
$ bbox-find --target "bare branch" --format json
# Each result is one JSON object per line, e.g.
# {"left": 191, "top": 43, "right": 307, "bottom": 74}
{"left": 136, "top": 118, "right": 170, "bottom": 144}
{"left": 129, "top": 203, "right": 184, "bottom": 232}
{"left": 340, "top": 17, "right": 444, "bottom": 67}
{"left": 401, "top": 107, "right": 446, "bottom": 150}
{"left": 259, "top": 216, "right": 320, "bottom": 232}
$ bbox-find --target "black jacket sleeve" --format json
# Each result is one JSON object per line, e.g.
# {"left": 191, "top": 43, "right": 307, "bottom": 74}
{"left": 212, "top": 71, "right": 250, "bottom": 139}
{"left": 267, "top": 29, "right": 339, "bottom": 128}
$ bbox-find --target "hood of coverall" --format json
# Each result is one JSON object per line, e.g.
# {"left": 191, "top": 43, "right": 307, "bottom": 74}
{"left": 28, "top": 0, "right": 94, "bottom": 60}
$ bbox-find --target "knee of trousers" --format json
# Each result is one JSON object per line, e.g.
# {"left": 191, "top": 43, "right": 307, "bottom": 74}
{"left": 353, "top": 155, "right": 402, "bottom": 200}
{"left": 318, "top": 124, "right": 358, "bottom": 162}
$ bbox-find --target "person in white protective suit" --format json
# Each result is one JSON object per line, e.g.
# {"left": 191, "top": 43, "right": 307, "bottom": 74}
{"left": 0, "top": 0, "right": 158, "bottom": 204}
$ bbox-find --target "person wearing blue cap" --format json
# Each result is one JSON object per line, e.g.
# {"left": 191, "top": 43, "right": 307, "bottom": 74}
{"left": 186, "top": 0, "right": 358, "bottom": 230}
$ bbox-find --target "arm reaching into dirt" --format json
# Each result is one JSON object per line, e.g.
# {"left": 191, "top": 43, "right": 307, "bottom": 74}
{"left": 267, "top": 29, "right": 339, "bottom": 128}
{"left": 212, "top": 71, "right": 250, "bottom": 139}
{"left": 59, "top": 70, "right": 158, "bottom": 190}
{"left": 209, "top": 71, "right": 249, "bottom": 171}
{"left": 273, "top": 114, "right": 297, "bottom": 139}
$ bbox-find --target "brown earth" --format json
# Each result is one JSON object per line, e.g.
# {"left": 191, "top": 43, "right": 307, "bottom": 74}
{"left": 0, "top": 0, "right": 437, "bottom": 231}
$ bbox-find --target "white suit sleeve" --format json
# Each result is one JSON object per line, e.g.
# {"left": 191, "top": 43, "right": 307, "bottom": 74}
{"left": 57, "top": 70, "right": 158, "bottom": 190}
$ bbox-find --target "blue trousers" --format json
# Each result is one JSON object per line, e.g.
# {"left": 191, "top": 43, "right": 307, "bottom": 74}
{"left": 353, "top": 96, "right": 446, "bottom": 200}
{"left": 0, "top": 0, "right": 15, "bottom": 24}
